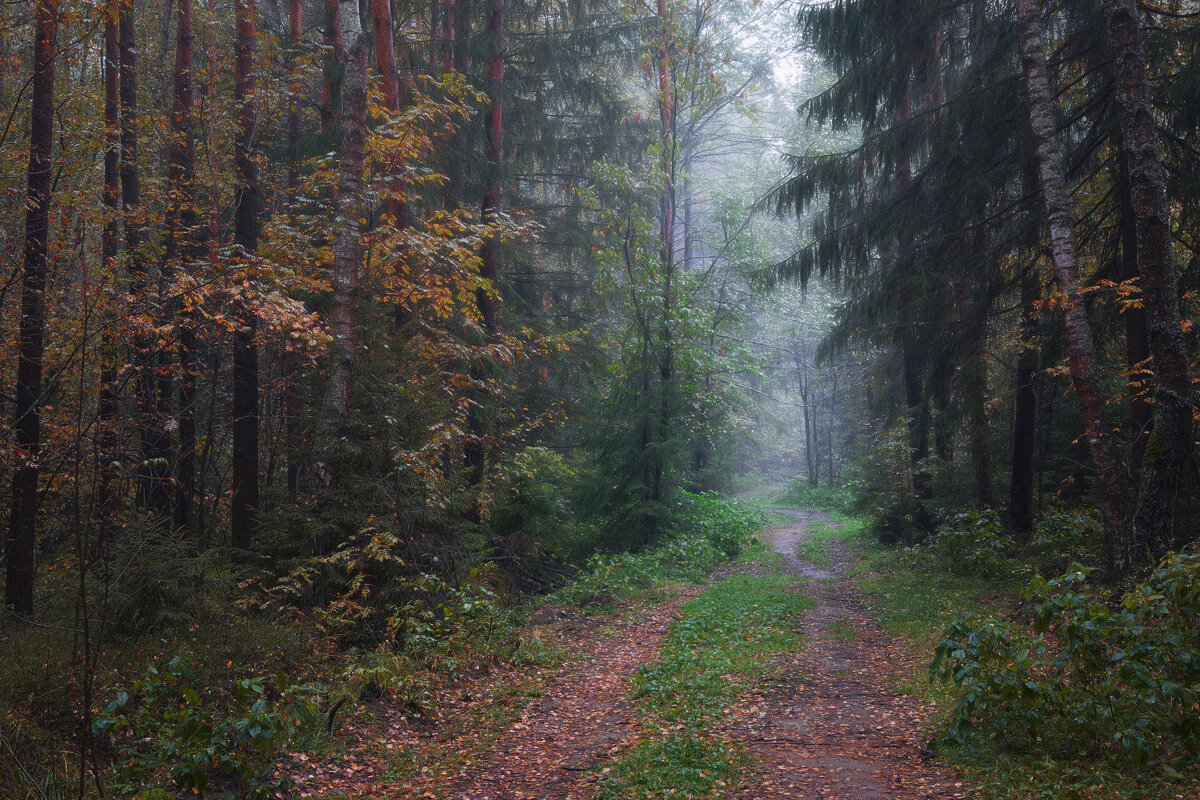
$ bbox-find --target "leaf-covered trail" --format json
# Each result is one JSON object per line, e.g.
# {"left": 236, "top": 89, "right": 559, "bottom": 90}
{"left": 737, "top": 509, "right": 971, "bottom": 800}
{"left": 332, "top": 511, "right": 977, "bottom": 800}
{"left": 434, "top": 593, "right": 701, "bottom": 799}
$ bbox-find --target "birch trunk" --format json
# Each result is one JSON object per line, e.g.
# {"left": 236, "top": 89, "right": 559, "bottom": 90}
{"left": 1016, "top": 0, "right": 1132, "bottom": 573}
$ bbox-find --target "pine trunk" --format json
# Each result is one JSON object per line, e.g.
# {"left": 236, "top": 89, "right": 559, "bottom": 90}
{"left": 966, "top": 357, "right": 995, "bottom": 509}
{"left": 1103, "top": 0, "right": 1194, "bottom": 561}
{"left": 120, "top": 5, "right": 170, "bottom": 520}
{"left": 801, "top": 372, "right": 816, "bottom": 488}
{"left": 320, "top": 0, "right": 342, "bottom": 134}
{"left": 372, "top": 0, "right": 410, "bottom": 228}
{"left": 1115, "top": 144, "right": 1152, "bottom": 486}
{"left": 285, "top": 0, "right": 302, "bottom": 495}
{"left": 655, "top": 0, "right": 675, "bottom": 511}
{"left": 231, "top": 0, "right": 259, "bottom": 552}
{"left": 1016, "top": 0, "right": 1132, "bottom": 573}
{"left": 5, "top": 0, "right": 57, "bottom": 616}
{"left": 478, "top": 0, "right": 504, "bottom": 335}
{"left": 316, "top": 0, "right": 369, "bottom": 489}
{"left": 903, "top": 343, "right": 932, "bottom": 501}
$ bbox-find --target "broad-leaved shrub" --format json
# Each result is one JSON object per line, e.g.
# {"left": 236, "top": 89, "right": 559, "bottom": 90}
{"left": 932, "top": 554, "right": 1200, "bottom": 765}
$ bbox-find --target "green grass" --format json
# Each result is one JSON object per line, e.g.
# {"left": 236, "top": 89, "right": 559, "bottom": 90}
{"left": 594, "top": 571, "right": 814, "bottom": 799}
{"left": 793, "top": 521, "right": 842, "bottom": 567}
{"left": 770, "top": 482, "right": 855, "bottom": 512}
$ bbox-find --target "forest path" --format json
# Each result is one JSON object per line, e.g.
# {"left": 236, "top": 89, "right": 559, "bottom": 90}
{"left": 373, "top": 509, "right": 974, "bottom": 800}
{"left": 737, "top": 509, "right": 971, "bottom": 800}
{"left": 431, "top": 591, "right": 701, "bottom": 800}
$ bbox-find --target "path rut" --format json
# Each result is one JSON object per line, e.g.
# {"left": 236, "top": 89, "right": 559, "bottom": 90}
{"left": 737, "top": 509, "right": 971, "bottom": 800}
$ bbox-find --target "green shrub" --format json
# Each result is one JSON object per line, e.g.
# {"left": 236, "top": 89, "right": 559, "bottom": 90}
{"left": 1027, "top": 504, "right": 1103, "bottom": 574}
{"left": 94, "top": 658, "right": 323, "bottom": 800}
{"left": 924, "top": 509, "right": 1015, "bottom": 579}
{"left": 678, "top": 492, "right": 761, "bottom": 559}
{"left": 931, "top": 554, "right": 1200, "bottom": 766}
{"left": 97, "top": 516, "right": 210, "bottom": 633}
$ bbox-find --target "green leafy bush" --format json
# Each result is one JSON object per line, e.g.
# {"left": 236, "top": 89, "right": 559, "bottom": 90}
{"left": 1027, "top": 504, "right": 1103, "bottom": 574}
{"left": 932, "top": 554, "right": 1200, "bottom": 766}
{"left": 925, "top": 509, "right": 1015, "bottom": 579}
{"left": 93, "top": 658, "right": 322, "bottom": 800}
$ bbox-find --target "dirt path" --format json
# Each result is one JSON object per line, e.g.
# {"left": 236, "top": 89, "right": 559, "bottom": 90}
{"left": 438, "top": 592, "right": 699, "bottom": 800}
{"left": 737, "top": 509, "right": 971, "bottom": 800}
{"left": 377, "top": 509, "right": 973, "bottom": 800}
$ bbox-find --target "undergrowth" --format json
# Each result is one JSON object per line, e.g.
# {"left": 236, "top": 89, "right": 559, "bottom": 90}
{"left": 553, "top": 493, "right": 761, "bottom": 608}
{"left": 853, "top": 509, "right": 1200, "bottom": 800}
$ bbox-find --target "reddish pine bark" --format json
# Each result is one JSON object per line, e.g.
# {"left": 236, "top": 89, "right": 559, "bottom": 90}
{"left": 1016, "top": 0, "right": 1132, "bottom": 571}
{"left": 372, "top": 0, "right": 410, "bottom": 228}
{"left": 1102, "top": 0, "right": 1194, "bottom": 563}
{"left": 231, "top": 0, "right": 260, "bottom": 552}
{"left": 443, "top": 0, "right": 456, "bottom": 73}
{"left": 5, "top": 0, "right": 58, "bottom": 616}
{"left": 320, "top": 0, "right": 342, "bottom": 133}
{"left": 316, "top": 0, "right": 370, "bottom": 489}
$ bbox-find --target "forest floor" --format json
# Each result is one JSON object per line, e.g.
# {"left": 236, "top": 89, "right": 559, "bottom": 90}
{"left": 290, "top": 510, "right": 976, "bottom": 799}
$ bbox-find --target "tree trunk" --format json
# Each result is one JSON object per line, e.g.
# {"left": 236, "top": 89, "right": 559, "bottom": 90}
{"left": 965, "top": 356, "right": 995, "bottom": 509}
{"left": 1016, "top": 0, "right": 1131, "bottom": 574}
{"left": 120, "top": 5, "right": 171, "bottom": 520}
{"left": 1010, "top": 272, "right": 1039, "bottom": 537}
{"left": 285, "top": 0, "right": 303, "bottom": 496}
{"left": 903, "top": 343, "right": 932, "bottom": 501}
{"left": 654, "top": 0, "right": 675, "bottom": 512}
{"left": 98, "top": 11, "right": 120, "bottom": 511}
{"left": 231, "top": 0, "right": 260, "bottom": 552}
{"left": 1102, "top": 0, "right": 1194, "bottom": 561}
{"left": 372, "top": 0, "right": 410, "bottom": 228}
{"left": 5, "top": 0, "right": 57, "bottom": 617}
{"left": 1115, "top": 144, "right": 1152, "bottom": 487}
{"left": 320, "top": 0, "right": 342, "bottom": 134}
{"left": 463, "top": 0, "right": 505, "bottom": 495}
{"left": 166, "top": 0, "right": 199, "bottom": 535}
{"left": 315, "top": 0, "right": 369, "bottom": 490}
{"left": 478, "top": 0, "right": 503, "bottom": 335}
{"left": 800, "top": 370, "right": 816, "bottom": 488}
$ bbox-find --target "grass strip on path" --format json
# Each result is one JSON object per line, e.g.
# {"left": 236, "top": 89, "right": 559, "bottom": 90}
{"left": 593, "top": 564, "right": 814, "bottom": 800}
